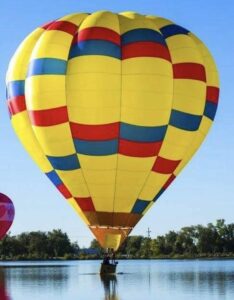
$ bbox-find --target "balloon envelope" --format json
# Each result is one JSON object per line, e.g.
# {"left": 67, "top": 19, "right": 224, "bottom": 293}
{"left": 0, "top": 193, "right": 15, "bottom": 240}
{"left": 6, "top": 11, "right": 219, "bottom": 250}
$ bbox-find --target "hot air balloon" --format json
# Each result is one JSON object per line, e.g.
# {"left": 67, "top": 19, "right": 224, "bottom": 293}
{"left": 0, "top": 193, "right": 15, "bottom": 240}
{"left": 6, "top": 11, "right": 219, "bottom": 251}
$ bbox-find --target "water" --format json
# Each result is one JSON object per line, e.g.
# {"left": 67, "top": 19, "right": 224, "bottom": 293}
{"left": 0, "top": 259, "right": 234, "bottom": 300}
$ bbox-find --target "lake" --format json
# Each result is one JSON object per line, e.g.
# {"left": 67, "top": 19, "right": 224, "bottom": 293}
{"left": 0, "top": 259, "right": 234, "bottom": 300}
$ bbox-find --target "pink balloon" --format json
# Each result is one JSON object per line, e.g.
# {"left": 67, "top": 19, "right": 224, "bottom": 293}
{"left": 0, "top": 193, "right": 15, "bottom": 240}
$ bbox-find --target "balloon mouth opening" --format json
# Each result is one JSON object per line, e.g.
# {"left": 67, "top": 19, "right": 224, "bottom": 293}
{"left": 89, "top": 225, "right": 133, "bottom": 251}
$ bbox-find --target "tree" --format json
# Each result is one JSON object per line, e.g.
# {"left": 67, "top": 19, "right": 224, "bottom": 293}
{"left": 27, "top": 231, "right": 49, "bottom": 258}
{"left": 154, "top": 236, "right": 166, "bottom": 255}
{"left": 90, "top": 239, "right": 102, "bottom": 251}
{"left": 0, "top": 235, "right": 23, "bottom": 258}
{"left": 47, "top": 229, "right": 73, "bottom": 257}
{"left": 71, "top": 242, "right": 80, "bottom": 255}
{"left": 176, "top": 227, "right": 197, "bottom": 255}
{"left": 164, "top": 231, "right": 178, "bottom": 254}
{"left": 225, "top": 223, "right": 234, "bottom": 252}
{"left": 120, "top": 236, "right": 144, "bottom": 257}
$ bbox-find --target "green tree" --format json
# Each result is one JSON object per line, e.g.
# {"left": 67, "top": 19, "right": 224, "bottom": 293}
{"left": 176, "top": 227, "right": 197, "bottom": 255}
{"left": 225, "top": 223, "right": 234, "bottom": 252}
{"left": 164, "top": 231, "right": 178, "bottom": 254}
{"left": 196, "top": 223, "right": 218, "bottom": 254}
{"left": 154, "top": 236, "right": 166, "bottom": 255}
{"left": 139, "top": 237, "right": 152, "bottom": 258}
{"left": 47, "top": 229, "right": 72, "bottom": 257}
{"left": 90, "top": 239, "right": 102, "bottom": 251}
{"left": 71, "top": 241, "right": 80, "bottom": 255}
{"left": 122, "top": 236, "right": 144, "bottom": 257}
{"left": 0, "top": 235, "right": 23, "bottom": 258}
{"left": 27, "top": 231, "right": 49, "bottom": 258}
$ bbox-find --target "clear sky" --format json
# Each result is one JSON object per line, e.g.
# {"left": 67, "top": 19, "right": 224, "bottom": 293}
{"left": 0, "top": 0, "right": 233, "bottom": 247}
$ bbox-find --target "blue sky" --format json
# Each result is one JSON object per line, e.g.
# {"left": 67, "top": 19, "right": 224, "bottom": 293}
{"left": 0, "top": 0, "right": 233, "bottom": 247}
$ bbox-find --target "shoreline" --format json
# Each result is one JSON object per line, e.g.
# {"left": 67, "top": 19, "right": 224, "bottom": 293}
{"left": 1, "top": 255, "right": 234, "bottom": 262}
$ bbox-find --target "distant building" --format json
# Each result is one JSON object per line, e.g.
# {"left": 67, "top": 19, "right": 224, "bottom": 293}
{"left": 79, "top": 248, "right": 101, "bottom": 255}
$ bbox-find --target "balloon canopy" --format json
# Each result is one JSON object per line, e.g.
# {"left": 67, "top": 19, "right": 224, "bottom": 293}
{"left": 0, "top": 193, "right": 15, "bottom": 240}
{"left": 6, "top": 11, "right": 219, "bottom": 250}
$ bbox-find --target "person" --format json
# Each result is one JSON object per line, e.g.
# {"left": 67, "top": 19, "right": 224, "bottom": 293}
{"left": 103, "top": 252, "right": 110, "bottom": 265}
{"left": 110, "top": 248, "right": 116, "bottom": 264}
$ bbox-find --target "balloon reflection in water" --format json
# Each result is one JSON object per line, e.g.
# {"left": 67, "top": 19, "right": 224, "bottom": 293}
{"left": 0, "top": 269, "right": 11, "bottom": 300}
{"left": 100, "top": 274, "right": 120, "bottom": 300}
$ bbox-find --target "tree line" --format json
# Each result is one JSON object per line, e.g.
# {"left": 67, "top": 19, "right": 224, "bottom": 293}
{"left": 0, "top": 229, "right": 79, "bottom": 260}
{"left": 0, "top": 220, "right": 233, "bottom": 260}
{"left": 117, "top": 219, "right": 234, "bottom": 258}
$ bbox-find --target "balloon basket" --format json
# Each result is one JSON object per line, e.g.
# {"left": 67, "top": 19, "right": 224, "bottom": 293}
{"left": 100, "top": 262, "right": 118, "bottom": 275}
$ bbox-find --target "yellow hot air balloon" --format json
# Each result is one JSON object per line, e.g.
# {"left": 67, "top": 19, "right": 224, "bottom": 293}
{"left": 6, "top": 11, "right": 219, "bottom": 251}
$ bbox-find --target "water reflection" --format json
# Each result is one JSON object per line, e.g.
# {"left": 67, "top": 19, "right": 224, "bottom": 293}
{"left": 5, "top": 265, "right": 69, "bottom": 297}
{"left": 164, "top": 270, "right": 234, "bottom": 296}
{"left": 100, "top": 274, "right": 120, "bottom": 300}
{"left": 0, "top": 268, "right": 11, "bottom": 300}
{"left": 0, "top": 260, "right": 233, "bottom": 300}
